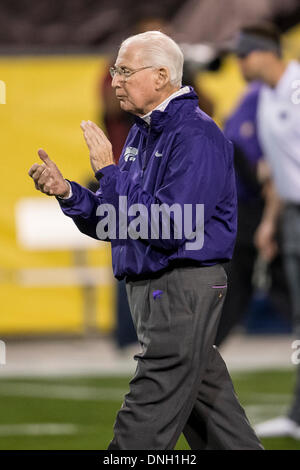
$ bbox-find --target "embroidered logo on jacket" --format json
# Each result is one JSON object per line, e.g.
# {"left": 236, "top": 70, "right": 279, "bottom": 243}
{"left": 124, "top": 147, "right": 138, "bottom": 162}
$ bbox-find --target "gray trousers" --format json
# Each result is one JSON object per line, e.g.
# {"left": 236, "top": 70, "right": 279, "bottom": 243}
{"left": 107, "top": 264, "right": 263, "bottom": 450}
{"left": 282, "top": 205, "right": 300, "bottom": 424}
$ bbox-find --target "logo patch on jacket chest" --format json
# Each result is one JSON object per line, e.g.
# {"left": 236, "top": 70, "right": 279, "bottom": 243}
{"left": 124, "top": 147, "right": 138, "bottom": 162}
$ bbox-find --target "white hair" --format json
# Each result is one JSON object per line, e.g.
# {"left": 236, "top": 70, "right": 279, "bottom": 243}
{"left": 120, "top": 31, "right": 184, "bottom": 87}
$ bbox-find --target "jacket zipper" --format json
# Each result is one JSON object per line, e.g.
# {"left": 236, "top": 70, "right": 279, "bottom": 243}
{"left": 141, "top": 124, "right": 151, "bottom": 181}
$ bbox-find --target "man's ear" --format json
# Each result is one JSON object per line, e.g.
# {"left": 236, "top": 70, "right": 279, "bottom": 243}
{"left": 155, "top": 67, "right": 169, "bottom": 90}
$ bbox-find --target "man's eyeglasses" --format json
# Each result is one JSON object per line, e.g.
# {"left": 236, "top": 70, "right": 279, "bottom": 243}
{"left": 109, "top": 65, "right": 153, "bottom": 80}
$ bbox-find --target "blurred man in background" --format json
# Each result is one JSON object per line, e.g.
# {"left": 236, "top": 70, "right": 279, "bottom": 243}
{"left": 216, "top": 78, "right": 291, "bottom": 346}
{"left": 235, "top": 23, "right": 300, "bottom": 439}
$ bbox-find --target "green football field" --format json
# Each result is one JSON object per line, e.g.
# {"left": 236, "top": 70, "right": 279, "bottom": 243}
{"left": 0, "top": 369, "right": 299, "bottom": 450}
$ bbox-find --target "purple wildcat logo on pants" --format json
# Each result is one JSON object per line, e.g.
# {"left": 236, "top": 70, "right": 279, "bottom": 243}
{"left": 153, "top": 290, "right": 163, "bottom": 300}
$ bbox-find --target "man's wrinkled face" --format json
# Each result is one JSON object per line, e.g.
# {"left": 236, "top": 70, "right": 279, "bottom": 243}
{"left": 112, "top": 44, "right": 158, "bottom": 116}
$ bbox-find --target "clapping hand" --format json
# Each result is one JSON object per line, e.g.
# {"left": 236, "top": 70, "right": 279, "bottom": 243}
{"left": 80, "top": 120, "right": 114, "bottom": 173}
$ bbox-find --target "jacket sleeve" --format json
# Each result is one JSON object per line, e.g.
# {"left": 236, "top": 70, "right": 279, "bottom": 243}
{"left": 96, "top": 132, "right": 230, "bottom": 250}
{"left": 57, "top": 181, "right": 109, "bottom": 241}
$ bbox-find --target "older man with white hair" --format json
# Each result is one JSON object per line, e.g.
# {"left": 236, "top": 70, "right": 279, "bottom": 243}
{"left": 28, "top": 31, "right": 263, "bottom": 450}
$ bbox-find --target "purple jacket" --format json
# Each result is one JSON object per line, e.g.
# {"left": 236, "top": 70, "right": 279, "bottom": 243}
{"left": 58, "top": 87, "right": 237, "bottom": 280}
{"left": 224, "top": 81, "right": 263, "bottom": 202}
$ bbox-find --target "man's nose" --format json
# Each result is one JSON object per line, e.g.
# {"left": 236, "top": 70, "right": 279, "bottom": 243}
{"left": 111, "top": 73, "right": 123, "bottom": 88}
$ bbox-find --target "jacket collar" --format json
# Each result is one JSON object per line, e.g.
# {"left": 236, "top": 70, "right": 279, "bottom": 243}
{"left": 134, "top": 86, "right": 199, "bottom": 133}
{"left": 141, "top": 86, "right": 190, "bottom": 125}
